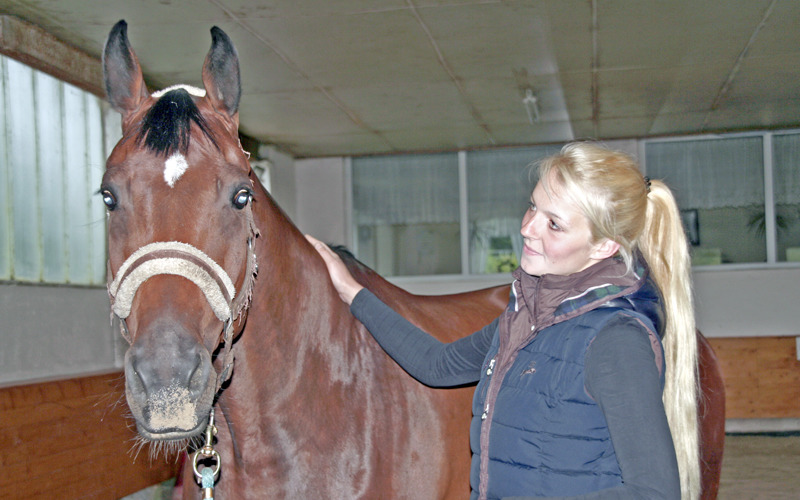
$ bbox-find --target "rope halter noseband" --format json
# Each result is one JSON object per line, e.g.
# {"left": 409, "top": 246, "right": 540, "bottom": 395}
{"left": 107, "top": 206, "right": 258, "bottom": 392}
{"left": 109, "top": 241, "right": 236, "bottom": 321}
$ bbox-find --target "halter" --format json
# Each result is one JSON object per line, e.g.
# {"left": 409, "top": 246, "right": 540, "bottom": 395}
{"left": 104, "top": 187, "right": 258, "bottom": 500}
{"left": 107, "top": 204, "right": 259, "bottom": 392}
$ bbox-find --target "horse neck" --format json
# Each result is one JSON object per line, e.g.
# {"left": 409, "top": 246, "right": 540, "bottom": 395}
{"left": 222, "top": 188, "right": 363, "bottom": 405}
{"left": 248, "top": 192, "right": 326, "bottom": 332}
{"left": 214, "top": 192, "right": 375, "bottom": 472}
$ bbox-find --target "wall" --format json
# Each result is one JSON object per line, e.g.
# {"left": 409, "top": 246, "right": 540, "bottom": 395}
{"left": 294, "top": 156, "right": 349, "bottom": 246}
{"left": 709, "top": 336, "right": 800, "bottom": 433}
{"left": 259, "top": 145, "right": 299, "bottom": 223}
{"left": 694, "top": 267, "right": 800, "bottom": 338}
{"left": 0, "top": 372, "right": 180, "bottom": 498}
{"left": 0, "top": 283, "right": 125, "bottom": 386}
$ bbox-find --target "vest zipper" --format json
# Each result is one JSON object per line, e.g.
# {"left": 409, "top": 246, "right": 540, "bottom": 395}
{"left": 481, "top": 358, "right": 496, "bottom": 420}
{"left": 478, "top": 323, "right": 535, "bottom": 500}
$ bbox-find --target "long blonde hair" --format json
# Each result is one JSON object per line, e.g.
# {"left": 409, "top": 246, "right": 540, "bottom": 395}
{"left": 538, "top": 142, "right": 700, "bottom": 500}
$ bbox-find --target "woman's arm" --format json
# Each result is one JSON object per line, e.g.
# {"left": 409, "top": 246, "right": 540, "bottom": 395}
{"left": 352, "top": 288, "right": 496, "bottom": 387}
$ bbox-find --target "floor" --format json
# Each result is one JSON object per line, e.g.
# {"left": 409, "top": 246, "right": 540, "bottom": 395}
{"left": 124, "top": 433, "right": 800, "bottom": 499}
{"left": 718, "top": 433, "right": 800, "bottom": 499}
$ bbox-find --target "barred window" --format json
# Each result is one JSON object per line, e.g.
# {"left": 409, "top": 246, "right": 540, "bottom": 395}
{"left": 645, "top": 132, "right": 800, "bottom": 265}
{"left": 0, "top": 55, "right": 119, "bottom": 285}
{"left": 351, "top": 133, "right": 799, "bottom": 276}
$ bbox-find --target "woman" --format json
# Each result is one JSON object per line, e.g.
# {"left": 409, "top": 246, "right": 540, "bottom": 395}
{"left": 307, "top": 142, "right": 699, "bottom": 499}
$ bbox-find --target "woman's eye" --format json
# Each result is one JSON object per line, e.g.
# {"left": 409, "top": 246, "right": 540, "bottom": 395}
{"left": 232, "top": 189, "right": 252, "bottom": 210}
{"left": 101, "top": 189, "right": 117, "bottom": 211}
{"left": 548, "top": 220, "right": 561, "bottom": 231}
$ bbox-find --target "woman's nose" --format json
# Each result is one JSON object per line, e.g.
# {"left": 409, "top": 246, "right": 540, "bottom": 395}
{"left": 521, "top": 211, "right": 540, "bottom": 239}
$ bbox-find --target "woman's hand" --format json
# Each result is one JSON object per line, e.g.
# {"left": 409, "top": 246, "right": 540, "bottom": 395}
{"left": 305, "top": 234, "right": 364, "bottom": 305}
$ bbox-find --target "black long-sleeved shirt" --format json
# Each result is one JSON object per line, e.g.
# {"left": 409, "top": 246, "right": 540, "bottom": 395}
{"left": 351, "top": 288, "right": 680, "bottom": 499}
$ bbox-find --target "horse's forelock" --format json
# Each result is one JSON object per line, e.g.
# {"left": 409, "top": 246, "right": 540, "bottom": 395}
{"left": 136, "top": 88, "right": 218, "bottom": 157}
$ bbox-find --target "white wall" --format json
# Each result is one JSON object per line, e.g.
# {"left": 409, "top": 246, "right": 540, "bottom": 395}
{"left": 260, "top": 145, "right": 299, "bottom": 223}
{"left": 294, "top": 157, "right": 349, "bottom": 246}
{"left": 693, "top": 266, "right": 800, "bottom": 338}
{"left": 0, "top": 284, "right": 125, "bottom": 386}
{"left": 388, "top": 266, "right": 800, "bottom": 340}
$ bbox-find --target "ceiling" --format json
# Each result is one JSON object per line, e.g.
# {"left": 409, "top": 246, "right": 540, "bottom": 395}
{"left": 0, "top": 0, "right": 798, "bottom": 158}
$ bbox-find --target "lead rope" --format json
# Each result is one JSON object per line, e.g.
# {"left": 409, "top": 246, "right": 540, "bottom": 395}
{"left": 192, "top": 408, "right": 221, "bottom": 499}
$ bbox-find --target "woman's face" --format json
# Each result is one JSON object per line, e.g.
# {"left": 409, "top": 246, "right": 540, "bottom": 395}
{"left": 520, "top": 173, "right": 604, "bottom": 277}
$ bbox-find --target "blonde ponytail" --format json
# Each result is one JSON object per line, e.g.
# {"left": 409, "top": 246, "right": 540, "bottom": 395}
{"left": 639, "top": 180, "right": 700, "bottom": 500}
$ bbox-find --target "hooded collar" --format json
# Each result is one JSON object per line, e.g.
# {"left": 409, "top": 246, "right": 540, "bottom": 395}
{"left": 509, "top": 254, "right": 649, "bottom": 339}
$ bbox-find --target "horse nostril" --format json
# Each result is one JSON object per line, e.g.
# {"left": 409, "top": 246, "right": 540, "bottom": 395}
{"left": 187, "top": 350, "right": 211, "bottom": 399}
{"left": 127, "top": 359, "right": 151, "bottom": 397}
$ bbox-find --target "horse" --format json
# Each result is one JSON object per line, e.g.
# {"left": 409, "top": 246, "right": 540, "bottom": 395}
{"left": 101, "top": 20, "right": 724, "bottom": 499}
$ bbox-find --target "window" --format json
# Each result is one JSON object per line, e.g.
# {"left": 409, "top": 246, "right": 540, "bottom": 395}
{"left": 0, "top": 55, "right": 118, "bottom": 285}
{"left": 351, "top": 145, "right": 560, "bottom": 277}
{"left": 352, "top": 153, "right": 461, "bottom": 276}
{"left": 351, "top": 132, "right": 800, "bottom": 277}
{"left": 773, "top": 133, "right": 800, "bottom": 262}
{"left": 644, "top": 133, "right": 799, "bottom": 266}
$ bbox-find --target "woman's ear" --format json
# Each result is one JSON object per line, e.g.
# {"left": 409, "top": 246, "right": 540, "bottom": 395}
{"left": 591, "top": 238, "right": 621, "bottom": 260}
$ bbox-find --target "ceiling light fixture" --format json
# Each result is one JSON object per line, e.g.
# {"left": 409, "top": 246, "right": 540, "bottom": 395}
{"left": 523, "top": 88, "right": 540, "bottom": 124}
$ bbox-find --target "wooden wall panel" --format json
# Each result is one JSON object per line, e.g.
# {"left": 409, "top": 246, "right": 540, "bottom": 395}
{"left": 1, "top": 337, "right": 796, "bottom": 498}
{"left": 708, "top": 337, "right": 800, "bottom": 419}
{"left": 0, "top": 373, "right": 180, "bottom": 499}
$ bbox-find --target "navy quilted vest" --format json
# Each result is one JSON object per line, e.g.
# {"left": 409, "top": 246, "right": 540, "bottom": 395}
{"left": 469, "top": 307, "right": 660, "bottom": 499}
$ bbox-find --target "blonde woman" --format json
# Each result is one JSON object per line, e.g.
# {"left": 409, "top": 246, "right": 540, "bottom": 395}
{"left": 307, "top": 142, "right": 698, "bottom": 500}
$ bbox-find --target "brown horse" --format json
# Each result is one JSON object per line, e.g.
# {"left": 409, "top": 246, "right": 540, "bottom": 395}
{"left": 101, "top": 21, "right": 724, "bottom": 499}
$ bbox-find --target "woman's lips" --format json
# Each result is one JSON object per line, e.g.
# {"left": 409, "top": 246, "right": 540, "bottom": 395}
{"left": 523, "top": 243, "right": 540, "bottom": 256}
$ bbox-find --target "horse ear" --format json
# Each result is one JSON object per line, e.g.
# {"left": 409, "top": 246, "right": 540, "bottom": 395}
{"left": 102, "top": 20, "right": 149, "bottom": 117}
{"left": 202, "top": 26, "right": 241, "bottom": 120}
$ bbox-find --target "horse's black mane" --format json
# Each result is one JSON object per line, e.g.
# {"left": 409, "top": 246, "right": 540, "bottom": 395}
{"left": 136, "top": 88, "right": 218, "bottom": 156}
{"left": 328, "top": 243, "right": 373, "bottom": 277}
{"left": 328, "top": 244, "right": 357, "bottom": 261}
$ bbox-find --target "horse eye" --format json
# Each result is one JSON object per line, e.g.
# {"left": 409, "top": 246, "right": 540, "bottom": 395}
{"left": 101, "top": 189, "right": 117, "bottom": 211}
{"left": 232, "top": 188, "right": 252, "bottom": 210}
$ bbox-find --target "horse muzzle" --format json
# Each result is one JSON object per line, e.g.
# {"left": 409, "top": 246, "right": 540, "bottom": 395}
{"left": 123, "top": 319, "right": 216, "bottom": 440}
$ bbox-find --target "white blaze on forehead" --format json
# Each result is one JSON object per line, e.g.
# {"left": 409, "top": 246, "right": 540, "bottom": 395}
{"left": 152, "top": 84, "right": 206, "bottom": 98}
{"left": 164, "top": 153, "right": 189, "bottom": 187}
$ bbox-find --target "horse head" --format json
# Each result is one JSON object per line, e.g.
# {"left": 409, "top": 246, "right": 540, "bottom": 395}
{"left": 101, "top": 20, "right": 257, "bottom": 442}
